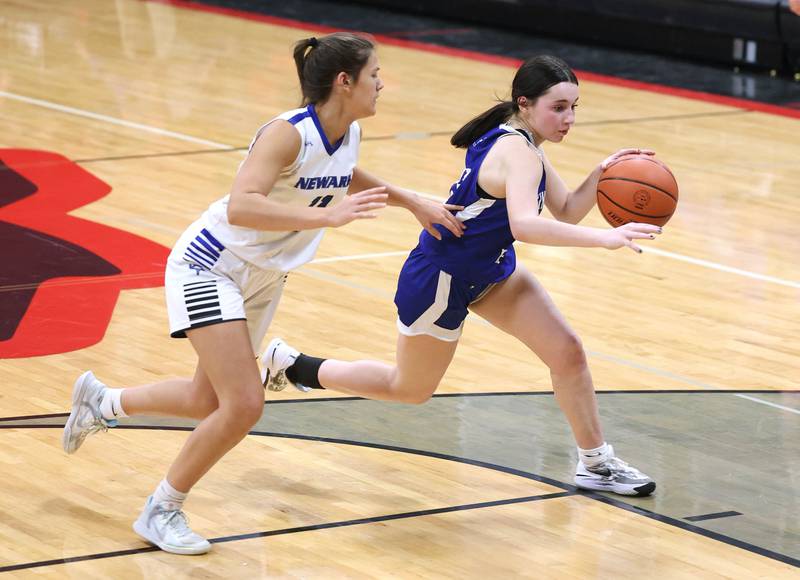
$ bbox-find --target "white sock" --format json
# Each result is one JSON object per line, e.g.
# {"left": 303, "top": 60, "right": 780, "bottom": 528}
{"left": 99, "top": 388, "right": 127, "bottom": 420}
{"left": 578, "top": 442, "right": 610, "bottom": 468}
{"left": 152, "top": 478, "right": 188, "bottom": 511}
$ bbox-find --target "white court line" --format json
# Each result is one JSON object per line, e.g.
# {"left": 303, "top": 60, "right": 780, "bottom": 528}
{"left": 643, "top": 247, "right": 800, "bottom": 289}
{"left": 735, "top": 394, "right": 800, "bottom": 415}
{"left": 0, "top": 91, "right": 232, "bottom": 149}
{"left": 4, "top": 90, "right": 799, "bottom": 291}
{"left": 582, "top": 349, "right": 722, "bottom": 389}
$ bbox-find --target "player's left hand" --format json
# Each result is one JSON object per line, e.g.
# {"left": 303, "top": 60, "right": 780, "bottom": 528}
{"left": 600, "top": 148, "right": 655, "bottom": 170}
{"left": 413, "top": 198, "right": 465, "bottom": 240}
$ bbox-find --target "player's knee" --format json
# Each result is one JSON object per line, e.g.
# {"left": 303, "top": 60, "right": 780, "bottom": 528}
{"left": 551, "top": 333, "right": 587, "bottom": 374}
{"left": 390, "top": 378, "right": 436, "bottom": 404}
{"left": 403, "top": 391, "right": 434, "bottom": 405}
{"left": 223, "top": 392, "right": 264, "bottom": 430}
{"left": 241, "top": 396, "right": 265, "bottom": 427}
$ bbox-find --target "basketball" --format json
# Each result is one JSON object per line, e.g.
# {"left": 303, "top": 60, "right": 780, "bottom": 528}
{"left": 597, "top": 154, "right": 678, "bottom": 227}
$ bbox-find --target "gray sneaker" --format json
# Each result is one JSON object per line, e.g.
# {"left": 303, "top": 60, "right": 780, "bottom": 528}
{"left": 574, "top": 445, "right": 656, "bottom": 496}
{"left": 62, "top": 371, "right": 116, "bottom": 454}
{"left": 133, "top": 496, "right": 211, "bottom": 555}
{"left": 260, "top": 338, "right": 311, "bottom": 392}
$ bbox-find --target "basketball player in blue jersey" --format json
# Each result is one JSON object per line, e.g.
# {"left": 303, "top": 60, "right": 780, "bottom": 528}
{"left": 265, "top": 55, "right": 662, "bottom": 497}
{"left": 61, "top": 33, "right": 464, "bottom": 555}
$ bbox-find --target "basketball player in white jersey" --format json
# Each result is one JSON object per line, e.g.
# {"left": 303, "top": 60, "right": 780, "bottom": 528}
{"left": 264, "top": 56, "right": 661, "bottom": 497}
{"left": 61, "top": 32, "right": 464, "bottom": 555}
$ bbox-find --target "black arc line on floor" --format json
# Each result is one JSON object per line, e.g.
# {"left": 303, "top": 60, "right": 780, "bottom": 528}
{"left": 0, "top": 492, "right": 572, "bottom": 573}
{"left": 0, "top": 424, "right": 797, "bottom": 568}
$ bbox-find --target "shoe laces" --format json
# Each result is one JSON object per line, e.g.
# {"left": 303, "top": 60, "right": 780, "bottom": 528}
{"left": 77, "top": 412, "right": 115, "bottom": 442}
{"left": 156, "top": 508, "right": 196, "bottom": 539}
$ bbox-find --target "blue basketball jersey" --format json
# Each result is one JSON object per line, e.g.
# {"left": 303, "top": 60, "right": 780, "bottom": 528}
{"left": 418, "top": 124, "right": 546, "bottom": 284}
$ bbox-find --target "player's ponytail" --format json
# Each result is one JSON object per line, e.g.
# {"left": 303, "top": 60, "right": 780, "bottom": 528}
{"left": 450, "top": 101, "right": 516, "bottom": 148}
{"left": 292, "top": 37, "right": 316, "bottom": 91}
{"left": 451, "top": 55, "right": 578, "bottom": 149}
{"left": 292, "top": 33, "right": 375, "bottom": 105}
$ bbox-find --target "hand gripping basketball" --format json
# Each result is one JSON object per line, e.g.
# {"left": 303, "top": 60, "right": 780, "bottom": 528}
{"left": 600, "top": 148, "right": 655, "bottom": 170}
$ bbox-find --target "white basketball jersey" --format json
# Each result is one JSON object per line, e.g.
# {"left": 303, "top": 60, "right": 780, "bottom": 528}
{"left": 199, "top": 104, "right": 361, "bottom": 271}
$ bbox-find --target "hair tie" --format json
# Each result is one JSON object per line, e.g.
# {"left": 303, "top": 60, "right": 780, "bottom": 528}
{"left": 308, "top": 37, "right": 319, "bottom": 48}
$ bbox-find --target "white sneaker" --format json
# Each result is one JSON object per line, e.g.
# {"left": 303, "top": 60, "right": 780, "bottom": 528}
{"left": 260, "top": 338, "right": 311, "bottom": 392}
{"left": 62, "top": 371, "right": 116, "bottom": 454}
{"left": 133, "top": 496, "right": 211, "bottom": 555}
{"left": 574, "top": 445, "right": 656, "bottom": 496}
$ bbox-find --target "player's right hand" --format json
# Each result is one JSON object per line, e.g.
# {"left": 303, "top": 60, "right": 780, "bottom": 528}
{"left": 600, "top": 148, "right": 655, "bottom": 170}
{"left": 325, "top": 187, "right": 388, "bottom": 227}
{"left": 602, "top": 222, "right": 662, "bottom": 253}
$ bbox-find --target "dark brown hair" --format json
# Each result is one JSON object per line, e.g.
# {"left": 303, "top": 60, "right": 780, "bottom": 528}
{"left": 451, "top": 55, "right": 578, "bottom": 148}
{"left": 293, "top": 33, "right": 375, "bottom": 105}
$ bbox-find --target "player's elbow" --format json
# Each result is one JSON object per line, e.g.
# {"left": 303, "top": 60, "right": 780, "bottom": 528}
{"left": 509, "top": 216, "right": 540, "bottom": 244}
{"left": 549, "top": 201, "right": 578, "bottom": 224}
{"left": 226, "top": 194, "right": 247, "bottom": 227}
{"left": 509, "top": 219, "right": 526, "bottom": 242}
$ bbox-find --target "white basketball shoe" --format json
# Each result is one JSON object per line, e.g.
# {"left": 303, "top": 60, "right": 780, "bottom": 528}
{"left": 261, "top": 338, "right": 311, "bottom": 392}
{"left": 62, "top": 371, "right": 116, "bottom": 454}
{"left": 133, "top": 496, "right": 211, "bottom": 555}
{"left": 574, "top": 445, "right": 656, "bottom": 496}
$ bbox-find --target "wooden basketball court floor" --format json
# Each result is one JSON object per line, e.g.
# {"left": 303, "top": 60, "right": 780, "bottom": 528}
{"left": 1, "top": 0, "right": 798, "bottom": 576}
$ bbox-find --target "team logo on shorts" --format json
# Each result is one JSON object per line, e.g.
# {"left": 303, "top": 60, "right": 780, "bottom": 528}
{"left": 0, "top": 149, "right": 169, "bottom": 358}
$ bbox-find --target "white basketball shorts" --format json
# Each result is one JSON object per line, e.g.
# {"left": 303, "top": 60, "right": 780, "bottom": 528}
{"left": 165, "top": 224, "right": 286, "bottom": 353}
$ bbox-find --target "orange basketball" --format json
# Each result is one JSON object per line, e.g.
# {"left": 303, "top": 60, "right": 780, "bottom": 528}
{"left": 597, "top": 154, "right": 678, "bottom": 227}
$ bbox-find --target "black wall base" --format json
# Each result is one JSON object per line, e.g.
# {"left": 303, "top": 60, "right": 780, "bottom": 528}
{"left": 336, "top": 0, "right": 800, "bottom": 75}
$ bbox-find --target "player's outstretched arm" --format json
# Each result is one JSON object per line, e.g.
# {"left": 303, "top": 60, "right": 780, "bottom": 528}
{"left": 349, "top": 167, "right": 464, "bottom": 239}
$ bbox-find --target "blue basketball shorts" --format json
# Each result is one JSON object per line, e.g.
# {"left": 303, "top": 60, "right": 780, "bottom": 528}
{"left": 394, "top": 247, "right": 500, "bottom": 342}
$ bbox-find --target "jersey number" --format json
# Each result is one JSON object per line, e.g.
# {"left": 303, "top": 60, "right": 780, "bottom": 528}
{"left": 309, "top": 195, "right": 334, "bottom": 208}
{"left": 450, "top": 167, "right": 472, "bottom": 195}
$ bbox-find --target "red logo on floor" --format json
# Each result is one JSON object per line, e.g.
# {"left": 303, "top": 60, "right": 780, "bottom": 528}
{"left": 0, "top": 150, "right": 170, "bottom": 358}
